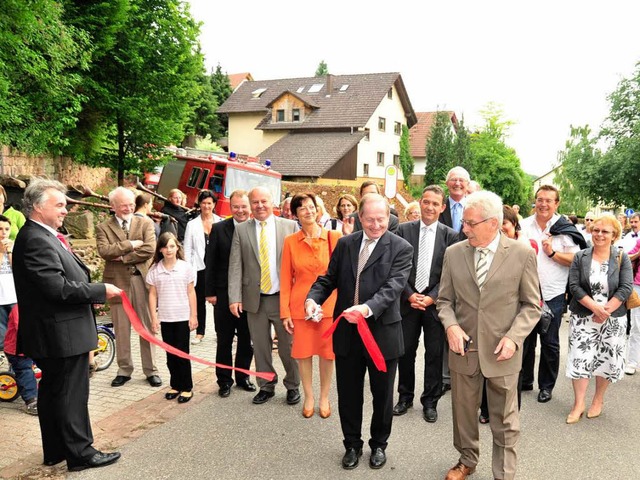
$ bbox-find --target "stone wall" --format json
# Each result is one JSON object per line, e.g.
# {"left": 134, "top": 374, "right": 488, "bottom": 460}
{"left": 0, "top": 145, "right": 113, "bottom": 190}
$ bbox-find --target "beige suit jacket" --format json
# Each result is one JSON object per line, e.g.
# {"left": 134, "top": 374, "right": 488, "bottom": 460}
{"left": 96, "top": 215, "right": 156, "bottom": 300}
{"left": 437, "top": 233, "right": 541, "bottom": 378}
{"left": 228, "top": 216, "right": 298, "bottom": 313}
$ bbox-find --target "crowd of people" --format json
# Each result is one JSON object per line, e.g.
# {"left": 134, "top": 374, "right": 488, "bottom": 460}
{"left": 1, "top": 169, "right": 638, "bottom": 479}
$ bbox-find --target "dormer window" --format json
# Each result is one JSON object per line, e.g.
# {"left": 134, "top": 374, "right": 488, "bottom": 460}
{"left": 292, "top": 109, "right": 300, "bottom": 122}
{"left": 252, "top": 88, "right": 267, "bottom": 98}
{"left": 276, "top": 109, "right": 285, "bottom": 122}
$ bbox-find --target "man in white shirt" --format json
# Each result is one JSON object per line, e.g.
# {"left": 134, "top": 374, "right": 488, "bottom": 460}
{"left": 520, "top": 185, "right": 583, "bottom": 403}
{"left": 617, "top": 213, "right": 639, "bottom": 253}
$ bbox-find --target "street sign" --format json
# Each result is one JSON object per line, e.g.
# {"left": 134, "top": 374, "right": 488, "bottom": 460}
{"left": 384, "top": 165, "right": 397, "bottom": 199}
{"left": 625, "top": 208, "right": 634, "bottom": 217}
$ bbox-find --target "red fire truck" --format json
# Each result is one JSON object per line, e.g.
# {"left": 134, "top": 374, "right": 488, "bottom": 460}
{"left": 154, "top": 149, "right": 282, "bottom": 217}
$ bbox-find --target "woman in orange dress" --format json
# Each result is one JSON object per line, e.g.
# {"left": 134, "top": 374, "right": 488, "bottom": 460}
{"left": 281, "top": 193, "right": 340, "bottom": 419}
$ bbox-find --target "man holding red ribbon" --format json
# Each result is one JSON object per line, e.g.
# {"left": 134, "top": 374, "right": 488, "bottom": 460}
{"left": 306, "top": 193, "right": 413, "bottom": 471}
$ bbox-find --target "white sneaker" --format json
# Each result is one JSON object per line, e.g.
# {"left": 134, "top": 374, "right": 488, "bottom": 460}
{"left": 190, "top": 337, "right": 203, "bottom": 345}
{"left": 625, "top": 366, "right": 636, "bottom": 375}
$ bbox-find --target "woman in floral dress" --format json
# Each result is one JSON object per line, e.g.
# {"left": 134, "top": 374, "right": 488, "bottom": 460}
{"left": 565, "top": 214, "right": 633, "bottom": 424}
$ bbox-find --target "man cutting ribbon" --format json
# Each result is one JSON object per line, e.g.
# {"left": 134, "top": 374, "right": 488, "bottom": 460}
{"left": 305, "top": 193, "right": 413, "bottom": 471}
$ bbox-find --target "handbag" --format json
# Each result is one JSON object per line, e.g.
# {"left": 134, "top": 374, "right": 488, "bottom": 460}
{"left": 617, "top": 252, "right": 640, "bottom": 309}
{"left": 539, "top": 301, "right": 553, "bottom": 334}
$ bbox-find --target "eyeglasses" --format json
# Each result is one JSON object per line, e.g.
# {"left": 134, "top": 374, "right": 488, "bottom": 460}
{"left": 585, "top": 219, "right": 594, "bottom": 222}
{"left": 461, "top": 217, "right": 491, "bottom": 228}
{"left": 591, "top": 228, "right": 613, "bottom": 235}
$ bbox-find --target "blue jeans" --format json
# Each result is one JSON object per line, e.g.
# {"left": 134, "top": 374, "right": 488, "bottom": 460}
{"left": 0, "top": 303, "right": 14, "bottom": 350}
{"left": 522, "top": 294, "right": 565, "bottom": 391}
{"left": 6, "top": 353, "right": 38, "bottom": 403}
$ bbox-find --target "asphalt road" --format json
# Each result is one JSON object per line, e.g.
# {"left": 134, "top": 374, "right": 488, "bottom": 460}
{"left": 70, "top": 317, "right": 640, "bottom": 480}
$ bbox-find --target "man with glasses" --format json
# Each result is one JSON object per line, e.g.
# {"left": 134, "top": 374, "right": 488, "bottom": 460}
{"left": 437, "top": 190, "right": 540, "bottom": 480}
{"left": 520, "top": 185, "right": 586, "bottom": 403}
{"left": 581, "top": 211, "right": 595, "bottom": 245}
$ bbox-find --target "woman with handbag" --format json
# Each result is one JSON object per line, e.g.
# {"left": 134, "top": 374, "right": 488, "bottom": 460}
{"left": 565, "top": 214, "right": 633, "bottom": 424}
{"left": 280, "top": 193, "right": 341, "bottom": 418}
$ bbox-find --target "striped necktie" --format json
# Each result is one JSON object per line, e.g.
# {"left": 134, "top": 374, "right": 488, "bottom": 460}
{"left": 354, "top": 239, "right": 375, "bottom": 304}
{"left": 259, "top": 221, "right": 272, "bottom": 293}
{"left": 414, "top": 226, "right": 432, "bottom": 292}
{"left": 476, "top": 248, "right": 489, "bottom": 289}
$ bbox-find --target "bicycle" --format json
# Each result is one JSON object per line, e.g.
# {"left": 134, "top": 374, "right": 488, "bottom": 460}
{"left": 94, "top": 322, "right": 116, "bottom": 371}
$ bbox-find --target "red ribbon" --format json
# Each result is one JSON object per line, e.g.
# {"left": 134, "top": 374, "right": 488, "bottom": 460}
{"left": 322, "top": 310, "right": 386, "bottom": 372}
{"left": 119, "top": 292, "right": 275, "bottom": 381}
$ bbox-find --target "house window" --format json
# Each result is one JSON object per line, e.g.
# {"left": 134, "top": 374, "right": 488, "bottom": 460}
{"left": 388, "top": 88, "right": 393, "bottom": 99}
{"left": 292, "top": 109, "right": 300, "bottom": 122}
{"left": 394, "top": 121, "right": 401, "bottom": 135}
{"left": 378, "top": 117, "right": 386, "bottom": 132}
{"left": 276, "top": 109, "right": 285, "bottom": 122}
{"left": 377, "top": 152, "right": 385, "bottom": 167}
{"left": 363, "top": 163, "right": 369, "bottom": 176}
{"left": 393, "top": 155, "right": 400, "bottom": 166}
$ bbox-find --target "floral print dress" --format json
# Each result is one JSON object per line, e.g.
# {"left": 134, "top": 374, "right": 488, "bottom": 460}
{"left": 566, "top": 260, "right": 626, "bottom": 382}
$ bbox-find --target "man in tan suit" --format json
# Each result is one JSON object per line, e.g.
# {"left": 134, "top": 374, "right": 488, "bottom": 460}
{"left": 436, "top": 190, "right": 540, "bottom": 480}
{"left": 228, "top": 186, "right": 300, "bottom": 405}
{"left": 96, "top": 187, "right": 160, "bottom": 388}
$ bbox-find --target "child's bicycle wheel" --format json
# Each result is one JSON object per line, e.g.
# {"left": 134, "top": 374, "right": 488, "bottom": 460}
{"left": 0, "top": 370, "right": 19, "bottom": 402}
{"left": 94, "top": 330, "right": 116, "bottom": 372}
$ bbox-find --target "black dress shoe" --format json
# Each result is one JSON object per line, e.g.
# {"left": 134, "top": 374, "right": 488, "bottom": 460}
{"left": 68, "top": 451, "right": 121, "bottom": 472}
{"left": 44, "top": 457, "right": 65, "bottom": 466}
{"left": 423, "top": 407, "right": 438, "bottom": 423}
{"left": 341, "top": 447, "right": 362, "bottom": 470}
{"left": 442, "top": 383, "right": 452, "bottom": 394}
{"left": 165, "top": 390, "right": 180, "bottom": 400}
{"left": 178, "top": 392, "right": 193, "bottom": 403}
{"left": 147, "top": 375, "right": 162, "bottom": 387}
{"left": 286, "top": 388, "right": 301, "bottom": 405}
{"left": 369, "top": 448, "right": 386, "bottom": 469}
{"left": 237, "top": 380, "right": 257, "bottom": 392}
{"left": 219, "top": 384, "right": 232, "bottom": 397}
{"left": 522, "top": 384, "right": 534, "bottom": 391}
{"left": 393, "top": 400, "right": 413, "bottom": 416}
{"left": 538, "top": 389, "right": 552, "bottom": 403}
{"left": 111, "top": 375, "right": 131, "bottom": 387}
{"left": 252, "top": 390, "right": 275, "bottom": 404}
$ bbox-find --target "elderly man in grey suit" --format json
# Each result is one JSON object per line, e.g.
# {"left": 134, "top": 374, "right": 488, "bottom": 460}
{"left": 437, "top": 190, "right": 540, "bottom": 480}
{"left": 228, "top": 186, "right": 300, "bottom": 405}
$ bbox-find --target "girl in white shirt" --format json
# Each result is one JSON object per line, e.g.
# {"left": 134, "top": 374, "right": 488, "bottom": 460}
{"left": 147, "top": 233, "right": 197, "bottom": 403}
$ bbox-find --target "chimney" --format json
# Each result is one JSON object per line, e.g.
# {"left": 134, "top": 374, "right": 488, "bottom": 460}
{"left": 326, "top": 74, "right": 333, "bottom": 97}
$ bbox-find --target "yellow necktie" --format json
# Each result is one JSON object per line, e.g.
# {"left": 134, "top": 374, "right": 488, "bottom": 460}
{"left": 259, "top": 221, "right": 272, "bottom": 293}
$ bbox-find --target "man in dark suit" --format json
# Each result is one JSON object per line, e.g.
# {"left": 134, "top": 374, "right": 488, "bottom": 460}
{"left": 306, "top": 193, "right": 413, "bottom": 470}
{"left": 394, "top": 185, "right": 460, "bottom": 423}
{"left": 13, "top": 179, "right": 122, "bottom": 471}
{"left": 205, "top": 190, "right": 256, "bottom": 397}
{"left": 228, "top": 186, "right": 300, "bottom": 405}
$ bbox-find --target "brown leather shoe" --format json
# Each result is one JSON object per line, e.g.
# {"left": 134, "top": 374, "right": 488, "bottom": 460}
{"left": 445, "top": 461, "right": 476, "bottom": 480}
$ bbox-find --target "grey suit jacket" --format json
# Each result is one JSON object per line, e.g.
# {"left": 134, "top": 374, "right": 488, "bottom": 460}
{"left": 437, "top": 233, "right": 541, "bottom": 378}
{"left": 228, "top": 215, "right": 298, "bottom": 313}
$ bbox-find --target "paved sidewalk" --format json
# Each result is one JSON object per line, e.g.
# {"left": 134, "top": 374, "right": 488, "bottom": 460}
{"left": 0, "top": 309, "right": 219, "bottom": 479}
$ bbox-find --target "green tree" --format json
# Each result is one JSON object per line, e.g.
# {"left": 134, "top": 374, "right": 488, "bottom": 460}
{"left": 63, "top": 0, "right": 204, "bottom": 185}
{"left": 469, "top": 104, "right": 532, "bottom": 206}
{"left": 0, "top": 0, "right": 90, "bottom": 153}
{"left": 424, "top": 111, "right": 455, "bottom": 186}
{"left": 398, "top": 125, "right": 414, "bottom": 188}
{"left": 453, "top": 116, "right": 473, "bottom": 175}
{"left": 315, "top": 60, "right": 329, "bottom": 76}
{"left": 210, "top": 64, "right": 233, "bottom": 139}
{"left": 553, "top": 126, "right": 599, "bottom": 215}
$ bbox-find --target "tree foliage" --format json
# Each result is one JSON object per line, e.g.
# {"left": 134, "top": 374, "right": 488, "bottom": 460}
{"left": 62, "top": 0, "right": 204, "bottom": 184}
{"left": 552, "top": 126, "right": 599, "bottom": 215}
{"left": 453, "top": 116, "right": 473, "bottom": 175}
{"left": 557, "top": 61, "right": 640, "bottom": 208}
{"left": 398, "top": 125, "right": 414, "bottom": 188}
{"left": 0, "top": 0, "right": 90, "bottom": 153}
{"left": 209, "top": 64, "right": 232, "bottom": 140}
{"left": 315, "top": 60, "right": 329, "bottom": 76}
{"left": 469, "top": 104, "right": 532, "bottom": 206}
{"left": 424, "top": 112, "right": 455, "bottom": 186}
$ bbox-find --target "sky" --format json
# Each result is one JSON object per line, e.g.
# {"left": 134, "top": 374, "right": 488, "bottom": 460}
{"left": 187, "top": 0, "right": 640, "bottom": 177}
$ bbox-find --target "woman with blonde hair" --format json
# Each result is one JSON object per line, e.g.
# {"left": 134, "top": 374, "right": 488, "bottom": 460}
{"left": 565, "top": 214, "right": 633, "bottom": 423}
{"left": 404, "top": 201, "right": 420, "bottom": 222}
